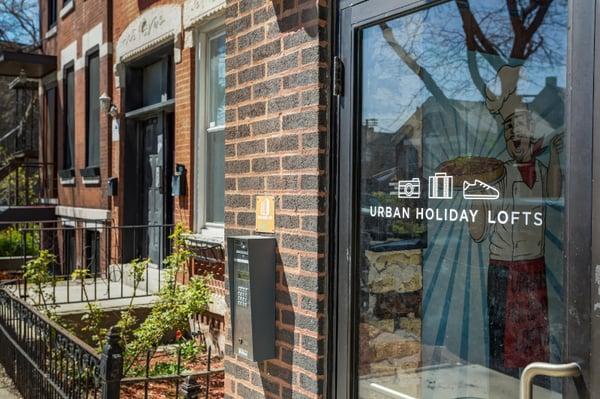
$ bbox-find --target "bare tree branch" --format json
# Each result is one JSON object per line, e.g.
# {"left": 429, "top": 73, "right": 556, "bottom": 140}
{"left": 0, "top": 0, "right": 39, "bottom": 48}
{"left": 508, "top": 0, "right": 552, "bottom": 60}
{"left": 455, "top": 0, "right": 506, "bottom": 70}
{"left": 379, "top": 22, "right": 454, "bottom": 113}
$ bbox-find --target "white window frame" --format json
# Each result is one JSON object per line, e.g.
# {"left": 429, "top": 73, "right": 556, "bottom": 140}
{"left": 194, "top": 18, "right": 226, "bottom": 239}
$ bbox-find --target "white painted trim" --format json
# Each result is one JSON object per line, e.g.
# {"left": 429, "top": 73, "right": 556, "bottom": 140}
{"left": 100, "top": 42, "right": 113, "bottom": 57}
{"left": 114, "top": 5, "right": 183, "bottom": 87}
{"left": 59, "top": 41, "right": 78, "bottom": 80}
{"left": 82, "top": 222, "right": 106, "bottom": 230}
{"left": 75, "top": 57, "right": 85, "bottom": 71}
{"left": 82, "top": 23, "right": 103, "bottom": 55}
{"left": 45, "top": 26, "right": 57, "bottom": 40}
{"left": 72, "top": 23, "right": 108, "bottom": 71}
{"left": 186, "top": 228, "right": 224, "bottom": 245}
{"left": 56, "top": 205, "right": 110, "bottom": 221}
{"left": 41, "top": 198, "right": 59, "bottom": 205}
{"left": 60, "top": 0, "right": 75, "bottom": 19}
{"left": 61, "top": 41, "right": 78, "bottom": 69}
{"left": 115, "top": 5, "right": 182, "bottom": 63}
{"left": 59, "top": 177, "right": 75, "bottom": 186}
{"left": 60, "top": 218, "right": 76, "bottom": 227}
{"left": 183, "top": 0, "right": 226, "bottom": 30}
{"left": 82, "top": 177, "right": 101, "bottom": 185}
{"left": 193, "top": 24, "right": 226, "bottom": 232}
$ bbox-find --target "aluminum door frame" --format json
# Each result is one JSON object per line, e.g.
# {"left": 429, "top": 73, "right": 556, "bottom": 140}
{"left": 330, "top": 0, "right": 598, "bottom": 397}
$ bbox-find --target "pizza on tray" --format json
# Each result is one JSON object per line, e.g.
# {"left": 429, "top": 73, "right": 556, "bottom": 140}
{"left": 437, "top": 156, "right": 504, "bottom": 188}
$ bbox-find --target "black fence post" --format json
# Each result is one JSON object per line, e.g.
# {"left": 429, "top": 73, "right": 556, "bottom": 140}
{"left": 100, "top": 326, "right": 123, "bottom": 399}
{"left": 20, "top": 229, "right": 27, "bottom": 300}
{"left": 180, "top": 376, "right": 201, "bottom": 399}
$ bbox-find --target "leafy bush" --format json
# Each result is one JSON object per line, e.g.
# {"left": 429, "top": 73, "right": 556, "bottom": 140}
{"left": 21, "top": 223, "right": 213, "bottom": 377}
{"left": 0, "top": 226, "right": 39, "bottom": 257}
{"left": 123, "top": 224, "right": 212, "bottom": 373}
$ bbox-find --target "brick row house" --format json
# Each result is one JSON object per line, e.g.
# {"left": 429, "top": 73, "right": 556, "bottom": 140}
{"left": 32, "top": 0, "right": 328, "bottom": 398}
{"left": 5, "top": 0, "right": 593, "bottom": 398}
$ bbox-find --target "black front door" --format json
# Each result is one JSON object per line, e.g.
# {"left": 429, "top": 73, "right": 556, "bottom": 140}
{"left": 141, "top": 115, "right": 164, "bottom": 264}
{"left": 333, "top": 0, "right": 597, "bottom": 398}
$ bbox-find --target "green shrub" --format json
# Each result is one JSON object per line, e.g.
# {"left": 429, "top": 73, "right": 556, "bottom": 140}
{"left": 0, "top": 226, "right": 39, "bottom": 257}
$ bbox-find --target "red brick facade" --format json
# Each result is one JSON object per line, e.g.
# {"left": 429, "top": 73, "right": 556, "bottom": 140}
{"left": 39, "top": 0, "right": 331, "bottom": 397}
{"left": 40, "top": 0, "right": 113, "bottom": 211}
{"left": 111, "top": 0, "right": 194, "bottom": 228}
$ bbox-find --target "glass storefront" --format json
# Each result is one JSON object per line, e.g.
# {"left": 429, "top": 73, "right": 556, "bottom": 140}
{"left": 356, "top": 1, "right": 568, "bottom": 397}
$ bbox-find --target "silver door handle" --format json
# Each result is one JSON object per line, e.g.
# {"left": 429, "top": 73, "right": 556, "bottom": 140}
{"left": 520, "top": 362, "right": 581, "bottom": 399}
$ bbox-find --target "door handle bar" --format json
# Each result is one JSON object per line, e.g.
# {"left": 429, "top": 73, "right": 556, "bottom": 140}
{"left": 520, "top": 362, "right": 581, "bottom": 399}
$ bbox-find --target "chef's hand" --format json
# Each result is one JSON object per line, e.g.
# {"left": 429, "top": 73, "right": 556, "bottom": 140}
{"left": 549, "top": 133, "right": 563, "bottom": 167}
{"left": 547, "top": 133, "right": 563, "bottom": 199}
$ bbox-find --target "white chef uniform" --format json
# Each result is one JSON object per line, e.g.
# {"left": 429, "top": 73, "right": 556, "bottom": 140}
{"left": 485, "top": 160, "right": 547, "bottom": 261}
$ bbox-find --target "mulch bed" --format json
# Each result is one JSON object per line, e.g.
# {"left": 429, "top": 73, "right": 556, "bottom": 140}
{"left": 120, "top": 350, "right": 224, "bottom": 399}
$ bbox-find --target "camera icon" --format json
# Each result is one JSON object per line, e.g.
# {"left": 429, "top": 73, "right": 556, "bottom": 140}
{"left": 397, "top": 178, "right": 421, "bottom": 199}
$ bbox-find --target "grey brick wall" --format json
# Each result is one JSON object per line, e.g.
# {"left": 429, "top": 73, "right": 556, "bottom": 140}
{"left": 224, "top": 0, "right": 329, "bottom": 397}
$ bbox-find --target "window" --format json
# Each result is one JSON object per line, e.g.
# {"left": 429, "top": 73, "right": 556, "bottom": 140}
{"left": 48, "top": 0, "right": 57, "bottom": 28}
{"left": 45, "top": 86, "right": 57, "bottom": 194}
{"left": 195, "top": 28, "right": 226, "bottom": 232}
{"left": 63, "top": 65, "right": 75, "bottom": 171}
{"left": 85, "top": 230, "right": 100, "bottom": 274}
{"left": 142, "top": 60, "right": 165, "bottom": 107}
{"left": 63, "top": 228, "right": 75, "bottom": 274}
{"left": 125, "top": 54, "right": 174, "bottom": 113}
{"left": 86, "top": 51, "right": 100, "bottom": 169}
{"left": 46, "top": 87, "right": 57, "bottom": 149}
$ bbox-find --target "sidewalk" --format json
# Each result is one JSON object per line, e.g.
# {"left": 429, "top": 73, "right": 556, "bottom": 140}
{"left": 0, "top": 364, "right": 20, "bottom": 399}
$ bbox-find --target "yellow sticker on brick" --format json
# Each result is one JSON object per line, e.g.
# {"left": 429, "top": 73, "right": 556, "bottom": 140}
{"left": 256, "top": 195, "right": 275, "bottom": 233}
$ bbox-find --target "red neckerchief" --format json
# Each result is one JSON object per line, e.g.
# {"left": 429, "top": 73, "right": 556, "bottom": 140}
{"left": 517, "top": 160, "right": 536, "bottom": 189}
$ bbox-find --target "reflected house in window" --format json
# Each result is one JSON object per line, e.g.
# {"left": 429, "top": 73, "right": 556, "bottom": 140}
{"left": 359, "top": 74, "right": 565, "bottom": 378}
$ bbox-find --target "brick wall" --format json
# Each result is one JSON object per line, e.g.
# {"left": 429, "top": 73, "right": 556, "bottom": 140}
{"left": 40, "top": 0, "right": 112, "bottom": 211}
{"left": 224, "top": 0, "right": 329, "bottom": 397}
{"left": 173, "top": 44, "right": 195, "bottom": 227}
{"left": 111, "top": 0, "right": 193, "bottom": 228}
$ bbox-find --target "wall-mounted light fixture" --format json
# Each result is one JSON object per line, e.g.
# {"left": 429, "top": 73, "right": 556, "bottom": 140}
{"left": 99, "top": 93, "right": 119, "bottom": 118}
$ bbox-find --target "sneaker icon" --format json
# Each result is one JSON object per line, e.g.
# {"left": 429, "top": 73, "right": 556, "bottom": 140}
{"left": 463, "top": 180, "right": 500, "bottom": 200}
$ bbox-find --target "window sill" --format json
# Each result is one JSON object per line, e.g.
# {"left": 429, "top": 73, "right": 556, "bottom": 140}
{"left": 60, "top": 1, "right": 74, "bottom": 19}
{"left": 41, "top": 198, "right": 59, "bottom": 205}
{"left": 58, "top": 169, "right": 75, "bottom": 186}
{"left": 206, "top": 125, "right": 225, "bottom": 133}
{"left": 185, "top": 229, "right": 224, "bottom": 246}
{"left": 80, "top": 167, "right": 100, "bottom": 185}
{"left": 59, "top": 177, "right": 75, "bottom": 186}
{"left": 45, "top": 26, "right": 57, "bottom": 39}
{"left": 82, "top": 176, "right": 101, "bottom": 186}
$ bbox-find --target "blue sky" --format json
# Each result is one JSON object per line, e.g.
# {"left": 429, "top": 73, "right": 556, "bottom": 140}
{"left": 361, "top": 0, "right": 568, "bottom": 133}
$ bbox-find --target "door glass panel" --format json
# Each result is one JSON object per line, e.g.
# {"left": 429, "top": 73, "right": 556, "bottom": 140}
{"left": 357, "top": 1, "right": 567, "bottom": 398}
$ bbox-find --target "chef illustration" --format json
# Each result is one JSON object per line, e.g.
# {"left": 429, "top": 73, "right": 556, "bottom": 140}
{"left": 468, "top": 65, "right": 563, "bottom": 377}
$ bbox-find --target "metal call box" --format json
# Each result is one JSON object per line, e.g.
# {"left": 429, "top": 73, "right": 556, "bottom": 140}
{"left": 227, "top": 236, "right": 276, "bottom": 361}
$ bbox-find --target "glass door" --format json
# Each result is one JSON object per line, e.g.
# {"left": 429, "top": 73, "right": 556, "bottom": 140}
{"left": 333, "top": 0, "right": 596, "bottom": 398}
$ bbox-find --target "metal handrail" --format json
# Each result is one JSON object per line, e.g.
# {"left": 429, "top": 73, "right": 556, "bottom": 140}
{"left": 0, "top": 124, "right": 21, "bottom": 145}
{"left": 520, "top": 362, "right": 581, "bottom": 399}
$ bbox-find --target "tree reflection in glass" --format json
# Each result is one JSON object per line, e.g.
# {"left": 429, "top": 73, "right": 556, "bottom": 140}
{"left": 358, "top": 1, "right": 567, "bottom": 397}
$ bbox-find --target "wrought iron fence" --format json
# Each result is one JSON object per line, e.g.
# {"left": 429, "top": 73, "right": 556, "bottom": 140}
{"left": 10, "top": 223, "right": 176, "bottom": 305}
{"left": 121, "top": 345, "right": 223, "bottom": 399}
{"left": 0, "top": 288, "right": 101, "bottom": 398}
{"left": 0, "top": 287, "right": 225, "bottom": 399}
